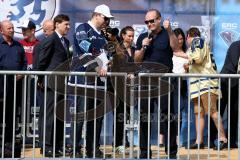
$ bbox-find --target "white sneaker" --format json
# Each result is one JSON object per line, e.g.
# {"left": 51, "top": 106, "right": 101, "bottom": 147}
{"left": 115, "top": 146, "right": 126, "bottom": 154}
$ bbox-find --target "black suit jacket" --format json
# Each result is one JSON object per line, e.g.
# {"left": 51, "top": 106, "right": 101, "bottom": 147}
{"left": 37, "top": 32, "right": 70, "bottom": 146}
{"left": 39, "top": 32, "right": 70, "bottom": 71}
{"left": 33, "top": 42, "right": 41, "bottom": 71}
{"left": 221, "top": 40, "right": 240, "bottom": 87}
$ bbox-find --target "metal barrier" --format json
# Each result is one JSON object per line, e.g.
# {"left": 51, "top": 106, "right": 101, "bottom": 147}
{"left": 0, "top": 71, "right": 239, "bottom": 159}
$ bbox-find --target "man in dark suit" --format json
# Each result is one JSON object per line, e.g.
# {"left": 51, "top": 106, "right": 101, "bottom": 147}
{"left": 32, "top": 19, "right": 54, "bottom": 154}
{"left": 33, "top": 19, "right": 54, "bottom": 70}
{"left": 38, "top": 14, "right": 71, "bottom": 157}
{"left": 220, "top": 40, "right": 240, "bottom": 148}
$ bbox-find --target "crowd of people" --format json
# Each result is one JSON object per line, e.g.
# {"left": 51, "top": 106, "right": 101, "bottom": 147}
{"left": 0, "top": 3, "right": 239, "bottom": 159}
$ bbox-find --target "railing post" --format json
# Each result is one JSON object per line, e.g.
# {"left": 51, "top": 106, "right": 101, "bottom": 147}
{"left": 129, "top": 76, "right": 135, "bottom": 158}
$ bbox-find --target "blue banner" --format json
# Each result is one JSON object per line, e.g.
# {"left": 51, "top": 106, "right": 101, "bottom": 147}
{"left": 213, "top": 0, "right": 240, "bottom": 71}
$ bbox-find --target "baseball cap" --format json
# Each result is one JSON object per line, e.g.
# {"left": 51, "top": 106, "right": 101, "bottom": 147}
{"left": 94, "top": 4, "right": 114, "bottom": 18}
{"left": 18, "top": 20, "right": 36, "bottom": 29}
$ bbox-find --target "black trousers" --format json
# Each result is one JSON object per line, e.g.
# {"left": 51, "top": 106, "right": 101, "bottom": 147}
{"left": 220, "top": 81, "right": 238, "bottom": 147}
{"left": 70, "top": 95, "right": 84, "bottom": 149}
{"left": 171, "top": 78, "right": 188, "bottom": 135}
{"left": 39, "top": 89, "right": 64, "bottom": 149}
{"left": 140, "top": 94, "right": 177, "bottom": 156}
{"left": 0, "top": 76, "right": 22, "bottom": 143}
{"left": 114, "top": 99, "right": 130, "bottom": 147}
{"left": 69, "top": 96, "right": 103, "bottom": 152}
{"left": 85, "top": 98, "right": 103, "bottom": 152}
{"left": 0, "top": 76, "right": 22, "bottom": 157}
{"left": 37, "top": 88, "right": 45, "bottom": 147}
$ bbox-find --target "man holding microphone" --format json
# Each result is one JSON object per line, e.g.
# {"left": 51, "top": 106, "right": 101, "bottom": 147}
{"left": 135, "top": 9, "right": 179, "bottom": 159}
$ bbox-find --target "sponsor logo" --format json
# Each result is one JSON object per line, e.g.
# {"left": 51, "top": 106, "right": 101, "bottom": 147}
{"left": 222, "top": 23, "right": 238, "bottom": 30}
{"left": 219, "top": 30, "right": 240, "bottom": 47}
{"left": 109, "top": 20, "right": 120, "bottom": 28}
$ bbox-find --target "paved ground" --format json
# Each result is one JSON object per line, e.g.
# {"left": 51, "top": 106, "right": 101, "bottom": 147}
{"left": 22, "top": 145, "right": 238, "bottom": 159}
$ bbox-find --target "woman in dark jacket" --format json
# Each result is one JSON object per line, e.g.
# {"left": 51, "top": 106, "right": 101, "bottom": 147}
{"left": 111, "top": 26, "right": 135, "bottom": 154}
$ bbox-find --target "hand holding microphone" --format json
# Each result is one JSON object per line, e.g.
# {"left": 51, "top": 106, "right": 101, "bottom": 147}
{"left": 142, "top": 30, "right": 153, "bottom": 50}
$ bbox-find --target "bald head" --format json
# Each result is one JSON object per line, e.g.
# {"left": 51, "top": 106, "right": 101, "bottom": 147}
{"left": 0, "top": 20, "right": 14, "bottom": 40}
{"left": 42, "top": 19, "right": 54, "bottom": 37}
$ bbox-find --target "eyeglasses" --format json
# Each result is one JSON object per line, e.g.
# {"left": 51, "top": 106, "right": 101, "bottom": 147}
{"left": 144, "top": 18, "right": 158, "bottom": 25}
{"left": 100, "top": 14, "right": 110, "bottom": 22}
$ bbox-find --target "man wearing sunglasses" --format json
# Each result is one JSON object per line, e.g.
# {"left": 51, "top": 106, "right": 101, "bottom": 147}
{"left": 134, "top": 9, "right": 179, "bottom": 159}
{"left": 68, "top": 4, "right": 113, "bottom": 158}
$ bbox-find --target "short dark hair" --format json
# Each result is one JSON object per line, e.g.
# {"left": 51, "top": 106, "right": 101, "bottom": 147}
{"left": 187, "top": 27, "right": 201, "bottom": 38}
{"left": 54, "top": 14, "right": 70, "bottom": 26}
{"left": 147, "top": 9, "right": 161, "bottom": 18}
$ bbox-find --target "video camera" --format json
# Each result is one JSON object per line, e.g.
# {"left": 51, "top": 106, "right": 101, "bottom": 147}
{"left": 106, "top": 27, "right": 119, "bottom": 37}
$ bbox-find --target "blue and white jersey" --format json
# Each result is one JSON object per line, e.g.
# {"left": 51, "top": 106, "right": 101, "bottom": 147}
{"left": 187, "top": 37, "right": 221, "bottom": 99}
{"left": 68, "top": 21, "right": 109, "bottom": 88}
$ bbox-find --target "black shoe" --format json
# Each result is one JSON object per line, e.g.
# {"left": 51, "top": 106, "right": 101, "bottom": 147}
{"left": 65, "top": 145, "right": 73, "bottom": 156}
{"left": 86, "top": 148, "right": 103, "bottom": 158}
{"left": 140, "top": 150, "right": 152, "bottom": 159}
{"left": 125, "top": 138, "right": 130, "bottom": 148}
{"left": 159, "top": 143, "right": 164, "bottom": 147}
{"left": 14, "top": 145, "right": 21, "bottom": 158}
{"left": 0, "top": 143, "right": 21, "bottom": 158}
{"left": 169, "top": 154, "right": 177, "bottom": 159}
{"left": 44, "top": 149, "right": 54, "bottom": 157}
{"left": 70, "top": 151, "right": 83, "bottom": 158}
{"left": 41, "top": 148, "right": 62, "bottom": 157}
{"left": 70, "top": 146, "right": 82, "bottom": 158}
{"left": 230, "top": 144, "right": 238, "bottom": 148}
{"left": 190, "top": 143, "right": 204, "bottom": 149}
{"left": 213, "top": 141, "right": 227, "bottom": 150}
{"left": 210, "top": 142, "right": 215, "bottom": 148}
{"left": 2, "top": 148, "right": 12, "bottom": 158}
{"left": 76, "top": 151, "right": 83, "bottom": 158}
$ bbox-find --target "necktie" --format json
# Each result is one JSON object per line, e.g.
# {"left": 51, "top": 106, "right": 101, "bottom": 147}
{"left": 61, "top": 37, "right": 71, "bottom": 59}
{"left": 61, "top": 37, "right": 68, "bottom": 50}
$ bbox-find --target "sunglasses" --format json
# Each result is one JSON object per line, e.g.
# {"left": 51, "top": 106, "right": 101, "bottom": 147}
{"left": 144, "top": 18, "right": 158, "bottom": 25}
{"left": 100, "top": 14, "right": 110, "bottom": 22}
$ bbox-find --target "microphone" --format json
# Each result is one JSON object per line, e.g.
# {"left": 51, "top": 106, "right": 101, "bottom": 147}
{"left": 148, "top": 30, "right": 153, "bottom": 39}
{"left": 143, "top": 30, "right": 152, "bottom": 50}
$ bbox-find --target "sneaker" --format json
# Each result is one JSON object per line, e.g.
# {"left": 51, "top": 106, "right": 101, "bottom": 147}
{"left": 115, "top": 146, "right": 126, "bottom": 154}
{"left": 213, "top": 140, "right": 227, "bottom": 150}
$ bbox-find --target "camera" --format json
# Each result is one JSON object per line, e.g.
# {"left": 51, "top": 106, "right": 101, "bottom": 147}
{"left": 106, "top": 27, "right": 119, "bottom": 36}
